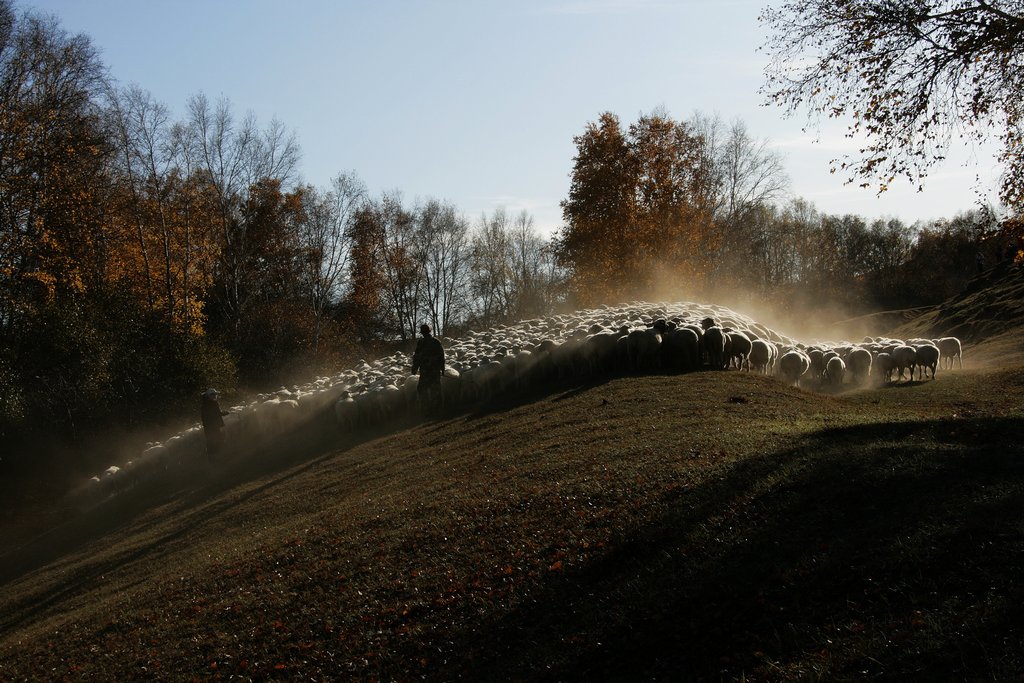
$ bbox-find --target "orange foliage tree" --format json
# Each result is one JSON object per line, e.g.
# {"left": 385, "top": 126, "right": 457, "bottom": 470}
{"left": 556, "top": 111, "right": 719, "bottom": 306}
{"left": 106, "top": 86, "right": 222, "bottom": 336}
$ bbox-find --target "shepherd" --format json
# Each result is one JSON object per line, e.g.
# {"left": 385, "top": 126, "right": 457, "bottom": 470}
{"left": 411, "top": 323, "right": 445, "bottom": 416}
{"left": 201, "top": 388, "right": 229, "bottom": 462}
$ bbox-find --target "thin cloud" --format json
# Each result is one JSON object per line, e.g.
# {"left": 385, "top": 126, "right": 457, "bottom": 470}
{"left": 533, "top": 0, "right": 686, "bottom": 15}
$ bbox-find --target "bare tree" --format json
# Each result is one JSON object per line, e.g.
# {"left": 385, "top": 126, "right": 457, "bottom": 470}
{"left": 185, "top": 93, "right": 300, "bottom": 333}
{"left": 468, "top": 207, "right": 556, "bottom": 325}
{"left": 355, "top": 191, "right": 423, "bottom": 340}
{"left": 507, "top": 210, "right": 551, "bottom": 320}
{"left": 470, "top": 208, "right": 515, "bottom": 324}
{"left": 298, "top": 172, "right": 365, "bottom": 355}
{"left": 418, "top": 199, "right": 471, "bottom": 336}
{"left": 687, "top": 113, "right": 788, "bottom": 220}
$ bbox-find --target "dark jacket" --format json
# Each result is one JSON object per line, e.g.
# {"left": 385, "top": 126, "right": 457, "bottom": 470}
{"left": 412, "top": 334, "right": 445, "bottom": 386}
{"left": 201, "top": 397, "right": 226, "bottom": 431}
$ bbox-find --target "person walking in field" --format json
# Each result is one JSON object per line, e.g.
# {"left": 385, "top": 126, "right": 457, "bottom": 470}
{"left": 201, "top": 388, "right": 229, "bottom": 462}
{"left": 411, "top": 323, "right": 445, "bottom": 416}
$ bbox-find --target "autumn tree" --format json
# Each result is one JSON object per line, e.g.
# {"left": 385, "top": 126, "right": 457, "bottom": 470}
{"left": 760, "top": 0, "right": 1024, "bottom": 208}
{"left": 224, "top": 178, "right": 310, "bottom": 383}
{"left": 185, "top": 93, "right": 300, "bottom": 340}
{"left": 557, "top": 110, "right": 719, "bottom": 305}
{"left": 0, "top": 1, "right": 109, "bottom": 325}
{"left": 555, "top": 112, "right": 636, "bottom": 304}
{"left": 106, "top": 85, "right": 220, "bottom": 335}
{"left": 344, "top": 192, "right": 422, "bottom": 341}
{"left": 0, "top": 0, "right": 113, "bottom": 442}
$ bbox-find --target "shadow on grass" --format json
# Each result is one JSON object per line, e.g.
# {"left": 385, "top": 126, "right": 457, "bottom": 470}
{"left": 0, "top": 371, "right": 616, "bottom": 599}
{"left": 446, "top": 416, "right": 1024, "bottom": 681}
{"left": 459, "top": 375, "right": 617, "bottom": 421}
{"left": 0, "top": 412, "right": 406, "bottom": 629}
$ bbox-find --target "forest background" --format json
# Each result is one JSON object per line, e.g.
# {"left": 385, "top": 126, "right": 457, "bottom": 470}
{"left": 0, "top": 0, "right": 1014, "bottom": 479}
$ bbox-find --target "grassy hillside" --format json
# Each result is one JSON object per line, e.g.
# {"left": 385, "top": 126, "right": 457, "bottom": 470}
{"left": 2, "top": 266, "right": 1023, "bottom": 681}
{"left": 2, "top": 358, "right": 1023, "bottom": 680}
{"left": 829, "top": 261, "right": 1024, "bottom": 356}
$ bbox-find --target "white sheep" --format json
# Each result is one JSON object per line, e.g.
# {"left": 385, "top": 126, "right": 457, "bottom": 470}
{"left": 778, "top": 350, "right": 810, "bottom": 386}
{"left": 335, "top": 390, "right": 359, "bottom": 432}
{"left": 891, "top": 345, "right": 917, "bottom": 382}
{"left": 846, "top": 347, "right": 873, "bottom": 385}
{"left": 825, "top": 356, "right": 847, "bottom": 388}
{"left": 935, "top": 337, "right": 963, "bottom": 369}
{"left": 748, "top": 339, "right": 773, "bottom": 374}
{"left": 914, "top": 343, "right": 941, "bottom": 380}
{"left": 872, "top": 352, "right": 896, "bottom": 384}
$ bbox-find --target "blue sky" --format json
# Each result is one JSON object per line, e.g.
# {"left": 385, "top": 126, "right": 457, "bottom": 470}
{"left": 28, "top": 0, "right": 1001, "bottom": 235}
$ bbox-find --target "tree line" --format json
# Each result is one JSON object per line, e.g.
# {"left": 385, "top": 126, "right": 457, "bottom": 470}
{"left": 0, "top": 1, "right": 1009, "bottom": 472}
{"left": 555, "top": 110, "right": 1001, "bottom": 312}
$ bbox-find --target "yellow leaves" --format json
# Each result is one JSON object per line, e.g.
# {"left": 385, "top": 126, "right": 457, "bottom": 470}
{"left": 23, "top": 268, "right": 57, "bottom": 292}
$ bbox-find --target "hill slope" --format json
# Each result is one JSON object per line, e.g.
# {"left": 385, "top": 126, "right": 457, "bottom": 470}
{"left": 829, "top": 261, "right": 1024, "bottom": 365}
{"left": 2, "top": 365, "right": 1023, "bottom": 681}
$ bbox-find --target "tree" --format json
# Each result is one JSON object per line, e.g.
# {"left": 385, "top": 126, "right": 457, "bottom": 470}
{"left": 297, "top": 172, "right": 365, "bottom": 356}
{"left": 863, "top": 217, "right": 917, "bottom": 306}
{"left": 0, "top": 1, "right": 109, "bottom": 329}
{"left": 506, "top": 209, "right": 555, "bottom": 321}
{"left": 694, "top": 115, "right": 789, "bottom": 223}
{"left": 468, "top": 207, "right": 554, "bottom": 327}
{"left": 0, "top": 0, "right": 114, "bottom": 444}
{"left": 106, "top": 85, "right": 220, "bottom": 335}
{"left": 470, "top": 208, "right": 516, "bottom": 324}
{"left": 185, "top": 94, "right": 300, "bottom": 338}
{"left": 557, "top": 110, "right": 718, "bottom": 305}
{"left": 556, "top": 112, "right": 636, "bottom": 304}
{"left": 418, "top": 199, "right": 471, "bottom": 336}
{"left": 761, "top": 0, "right": 1024, "bottom": 207}
{"left": 344, "top": 192, "right": 422, "bottom": 341}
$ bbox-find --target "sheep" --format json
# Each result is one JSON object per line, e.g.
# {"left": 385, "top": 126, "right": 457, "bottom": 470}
{"left": 661, "top": 327, "right": 701, "bottom": 373}
{"left": 335, "top": 390, "right": 359, "bottom": 432}
{"left": 891, "top": 345, "right": 918, "bottom": 382}
{"left": 807, "top": 348, "right": 826, "bottom": 381}
{"left": 778, "top": 350, "right": 810, "bottom": 386}
{"left": 825, "top": 356, "right": 846, "bottom": 388}
{"left": 872, "top": 352, "right": 895, "bottom": 384}
{"left": 580, "top": 332, "right": 621, "bottom": 376}
{"left": 935, "top": 337, "right": 963, "bottom": 369}
{"left": 626, "top": 328, "right": 663, "bottom": 372}
{"left": 748, "top": 339, "right": 772, "bottom": 374}
{"left": 846, "top": 347, "right": 873, "bottom": 385}
{"left": 703, "top": 326, "right": 727, "bottom": 370}
{"left": 551, "top": 336, "right": 586, "bottom": 380}
{"left": 914, "top": 343, "right": 941, "bottom": 380}
{"left": 69, "top": 300, "right": 870, "bottom": 507}
{"left": 726, "top": 331, "right": 753, "bottom": 371}
{"left": 254, "top": 397, "right": 302, "bottom": 438}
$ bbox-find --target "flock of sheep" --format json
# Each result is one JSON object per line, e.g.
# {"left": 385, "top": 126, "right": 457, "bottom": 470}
{"left": 72, "top": 301, "right": 963, "bottom": 507}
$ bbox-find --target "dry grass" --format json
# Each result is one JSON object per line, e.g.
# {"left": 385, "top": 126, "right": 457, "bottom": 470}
{"left": 1, "top": 357, "right": 1023, "bottom": 681}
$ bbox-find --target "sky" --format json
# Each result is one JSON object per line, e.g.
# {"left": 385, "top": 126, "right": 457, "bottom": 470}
{"left": 25, "top": 0, "right": 1003, "bottom": 236}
